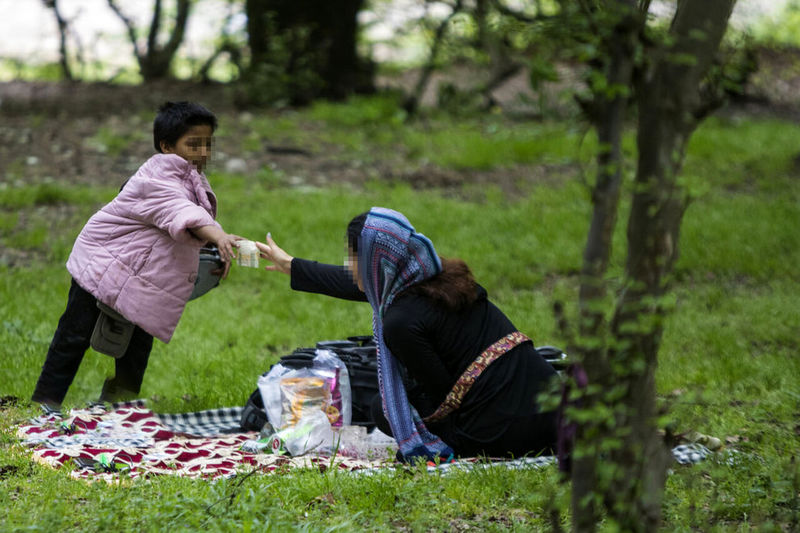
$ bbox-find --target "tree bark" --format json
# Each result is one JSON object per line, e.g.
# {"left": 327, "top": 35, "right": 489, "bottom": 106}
{"left": 245, "top": 0, "right": 372, "bottom": 104}
{"left": 573, "top": 2, "right": 639, "bottom": 528}
{"left": 43, "top": 0, "right": 73, "bottom": 81}
{"left": 245, "top": 0, "right": 270, "bottom": 66}
{"left": 107, "top": 0, "right": 191, "bottom": 81}
{"left": 571, "top": 0, "right": 736, "bottom": 531}
{"left": 602, "top": 1, "right": 737, "bottom": 530}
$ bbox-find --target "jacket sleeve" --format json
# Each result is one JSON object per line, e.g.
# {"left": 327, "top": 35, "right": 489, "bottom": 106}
{"left": 123, "top": 158, "right": 218, "bottom": 244}
{"left": 290, "top": 258, "right": 367, "bottom": 302}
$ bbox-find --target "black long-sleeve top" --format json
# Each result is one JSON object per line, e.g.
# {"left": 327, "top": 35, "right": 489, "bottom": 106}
{"left": 290, "top": 258, "right": 558, "bottom": 456}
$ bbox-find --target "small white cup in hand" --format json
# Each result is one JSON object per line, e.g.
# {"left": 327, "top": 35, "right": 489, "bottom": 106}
{"left": 236, "top": 240, "right": 259, "bottom": 268}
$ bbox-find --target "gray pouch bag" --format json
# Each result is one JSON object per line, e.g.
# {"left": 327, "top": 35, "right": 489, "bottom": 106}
{"left": 91, "top": 302, "right": 135, "bottom": 359}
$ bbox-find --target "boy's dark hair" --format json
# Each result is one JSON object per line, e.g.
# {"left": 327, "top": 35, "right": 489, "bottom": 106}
{"left": 153, "top": 101, "right": 217, "bottom": 153}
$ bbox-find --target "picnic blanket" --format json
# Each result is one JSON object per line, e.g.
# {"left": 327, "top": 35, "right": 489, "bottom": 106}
{"left": 18, "top": 401, "right": 391, "bottom": 482}
{"left": 17, "top": 401, "right": 710, "bottom": 483}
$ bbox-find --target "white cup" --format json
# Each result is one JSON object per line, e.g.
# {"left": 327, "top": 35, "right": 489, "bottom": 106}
{"left": 237, "top": 240, "right": 259, "bottom": 268}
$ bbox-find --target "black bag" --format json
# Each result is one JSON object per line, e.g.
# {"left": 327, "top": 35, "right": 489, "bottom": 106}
{"left": 189, "top": 246, "right": 223, "bottom": 301}
{"left": 239, "top": 388, "right": 270, "bottom": 432}
{"left": 238, "top": 336, "right": 569, "bottom": 432}
{"left": 239, "top": 335, "right": 380, "bottom": 431}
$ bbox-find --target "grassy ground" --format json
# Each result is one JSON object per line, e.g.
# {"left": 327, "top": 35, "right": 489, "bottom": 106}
{"left": 1, "top": 97, "right": 799, "bottom": 531}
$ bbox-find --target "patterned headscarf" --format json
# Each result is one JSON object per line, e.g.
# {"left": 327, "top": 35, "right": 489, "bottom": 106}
{"left": 358, "top": 207, "right": 454, "bottom": 460}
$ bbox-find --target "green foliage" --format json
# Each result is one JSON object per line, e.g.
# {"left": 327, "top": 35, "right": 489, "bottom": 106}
{"left": 308, "top": 94, "right": 407, "bottom": 128}
{"left": 399, "top": 119, "right": 590, "bottom": 170}
{"left": 750, "top": 0, "right": 800, "bottom": 47}
{"left": 0, "top": 59, "right": 64, "bottom": 82}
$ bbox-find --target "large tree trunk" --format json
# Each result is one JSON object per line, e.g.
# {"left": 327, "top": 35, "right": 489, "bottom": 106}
{"left": 245, "top": 0, "right": 270, "bottom": 66}
{"left": 572, "top": 1, "right": 736, "bottom": 531}
{"left": 245, "top": 0, "right": 373, "bottom": 104}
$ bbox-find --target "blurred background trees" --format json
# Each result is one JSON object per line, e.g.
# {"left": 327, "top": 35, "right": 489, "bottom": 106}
{"left": 106, "top": 0, "right": 192, "bottom": 82}
{"left": 243, "top": 0, "right": 373, "bottom": 104}
{"left": 23, "top": 0, "right": 788, "bottom": 115}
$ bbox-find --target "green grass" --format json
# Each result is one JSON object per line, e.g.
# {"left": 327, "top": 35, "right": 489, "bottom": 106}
{"left": 0, "top": 182, "right": 112, "bottom": 209}
{"left": 1, "top": 102, "right": 799, "bottom": 531}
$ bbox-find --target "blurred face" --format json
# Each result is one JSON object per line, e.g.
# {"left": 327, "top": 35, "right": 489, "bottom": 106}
{"left": 346, "top": 246, "right": 364, "bottom": 291}
{"left": 161, "top": 124, "right": 213, "bottom": 173}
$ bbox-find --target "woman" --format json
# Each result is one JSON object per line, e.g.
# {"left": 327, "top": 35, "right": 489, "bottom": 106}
{"left": 256, "top": 207, "right": 558, "bottom": 461}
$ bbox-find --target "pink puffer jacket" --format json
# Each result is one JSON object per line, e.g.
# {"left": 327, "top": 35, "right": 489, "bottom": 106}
{"left": 66, "top": 154, "right": 221, "bottom": 343}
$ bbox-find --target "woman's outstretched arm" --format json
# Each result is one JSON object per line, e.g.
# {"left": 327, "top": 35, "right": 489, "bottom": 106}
{"left": 256, "top": 234, "right": 367, "bottom": 302}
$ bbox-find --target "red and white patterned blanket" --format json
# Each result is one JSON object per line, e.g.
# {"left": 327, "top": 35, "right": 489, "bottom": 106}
{"left": 18, "top": 401, "right": 707, "bottom": 483}
{"left": 17, "top": 402, "right": 393, "bottom": 483}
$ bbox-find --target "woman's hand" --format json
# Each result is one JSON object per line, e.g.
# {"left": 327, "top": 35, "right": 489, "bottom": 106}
{"left": 256, "top": 233, "right": 293, "bottom": 275}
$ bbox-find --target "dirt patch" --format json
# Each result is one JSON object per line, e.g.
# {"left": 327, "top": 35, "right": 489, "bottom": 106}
{"left": 1, "top": 46, "right": 798, "bottom": 189}
{"left": 0, "top": 79, "right": 558, "bottom": 193}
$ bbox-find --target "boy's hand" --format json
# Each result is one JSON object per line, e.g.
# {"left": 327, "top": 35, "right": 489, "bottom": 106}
{"left": 214, "top": 232, "right": 240, "bottom": 263}
{"left": 210, "top": 261, "right": 232, "bottom": 280}
{"left": 190, "top": 225, "right": 241, "bottom": 263}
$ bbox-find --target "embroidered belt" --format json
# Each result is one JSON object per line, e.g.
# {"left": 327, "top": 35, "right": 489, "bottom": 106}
{"left": 423, "top": 331, "right": 531, "bottom": 424}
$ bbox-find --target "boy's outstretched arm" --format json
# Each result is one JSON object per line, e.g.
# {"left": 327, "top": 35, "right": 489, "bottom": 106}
{"left": 190, "top": 225, "right": 240, "bottom": 263}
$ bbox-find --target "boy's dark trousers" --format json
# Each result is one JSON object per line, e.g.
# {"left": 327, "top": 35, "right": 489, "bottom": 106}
{"left": 31, "top": 278, "right": 153, "bottom": 406}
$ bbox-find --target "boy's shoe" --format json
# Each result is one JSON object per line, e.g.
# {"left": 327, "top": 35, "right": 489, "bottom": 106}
{"left": 85, "top": 400, "right": 108, "bottom": 414}
{"left": 98, "top": 378, "right": 138, "bottom": 404}
{"left": 40, "top": 403, "right": 63, "bottom": 418}
{"left": 29, "top": 401, "right": 64, "bottom": 424}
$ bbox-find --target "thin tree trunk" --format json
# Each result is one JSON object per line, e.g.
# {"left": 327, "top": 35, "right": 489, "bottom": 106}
{"left": 106, "top": 0, "right": 143, "bottom": 72}
{"left": 44, "top": 0, "right": 73, "bottom": 80}
{"left": 404, "top": 0, "right": 464, "bottom": 116}
{"left": 573, "top": 1, "right": 639, "bottom": 529}
{"left": 106, "top": 0, "right": 191, "bottom": 81}
{"left": 599, "top": 1, "right": 736, "bottom": 530}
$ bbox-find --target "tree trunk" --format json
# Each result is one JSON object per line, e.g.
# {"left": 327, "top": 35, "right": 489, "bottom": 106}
{"left": 245, "top": 0, "right": 270, "bottom": 66}
{"left": 245, "top": 0, "right": 372, "bottom": 104}
{"left": 43, "top": 0, "right": 73, "bottom": 80}
{"left": 571, "top": 0, "right": 736, "bottom": 531}
{"left": 595, "top": 1, "right": 736, "bottom": 531}
{"left": 572, "top": 1, "right": 640, "bottom": 528}
{"left": 107, "top": 0, "right": 191, "bottom": 81}
{"left": 141, "top": 0, "right": 191, "bottom": 81}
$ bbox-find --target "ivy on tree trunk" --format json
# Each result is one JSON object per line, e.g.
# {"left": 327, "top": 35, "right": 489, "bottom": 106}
{"left": 571, "top": 1, "right": 737, "bottom": 531}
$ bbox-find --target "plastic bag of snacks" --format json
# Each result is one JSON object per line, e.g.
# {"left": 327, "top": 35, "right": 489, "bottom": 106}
{"left": 257, "top": 349, "right": 352, "bottom": 431}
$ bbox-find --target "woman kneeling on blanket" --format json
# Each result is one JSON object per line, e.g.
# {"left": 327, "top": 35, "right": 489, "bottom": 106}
{"left": 257, "top": 207, "right": 558, "bottom": 462}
